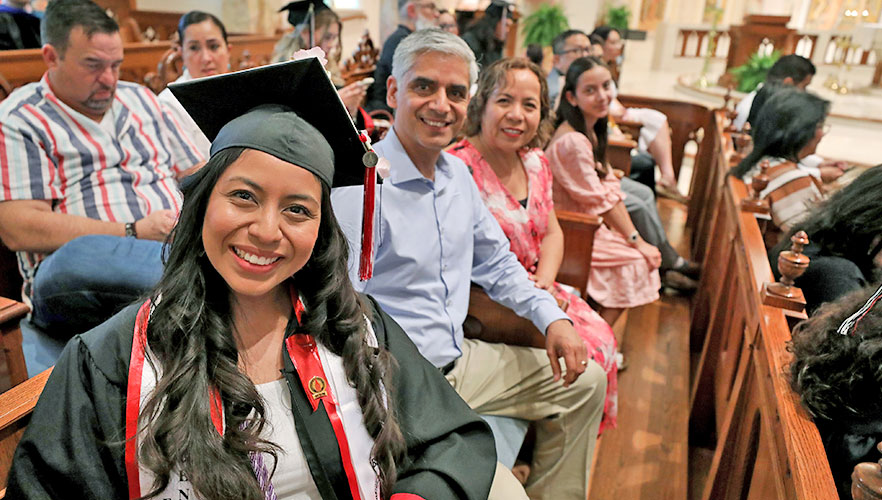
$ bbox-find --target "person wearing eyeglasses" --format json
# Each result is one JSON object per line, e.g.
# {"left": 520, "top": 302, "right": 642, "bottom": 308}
{"left": 547, "top": 30, "right": 592, "bottom": 109}
{"left": 365, "top": 0, "right": 439, "bottom": 113}
{"left": 438, "top": 9, "right": 458, "bottom": 35}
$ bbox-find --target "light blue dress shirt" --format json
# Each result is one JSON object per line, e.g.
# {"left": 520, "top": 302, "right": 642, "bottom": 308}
{"left": 331, "top": 128, "right": 569, "bottom": 367}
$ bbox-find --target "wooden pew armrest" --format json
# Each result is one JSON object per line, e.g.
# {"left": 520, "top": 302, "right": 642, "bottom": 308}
{"left": 556, "top": 211, "right": 601, "bottom": 301}
{"left": 465, "top": 285, "right": 546, "bottom": 349}
{"left": 0, "top": 367, "right": 51, "bottom": 497}
{"left": 608, "top": 137, "right": 636, "bottom": 177}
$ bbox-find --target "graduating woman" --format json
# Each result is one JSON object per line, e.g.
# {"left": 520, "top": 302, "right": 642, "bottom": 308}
{"left": 7, "top": 59, "right": 496, "bottom": 500}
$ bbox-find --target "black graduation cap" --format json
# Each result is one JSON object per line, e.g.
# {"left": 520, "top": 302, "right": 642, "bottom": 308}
{"left": 168, "top": 58, "right": 382, "bottom": 280}
{"left": 279, "top": 0, "right": 329, "bottom": 27}
{"left": 485, "top": 0, "right": 514, "bottom": 20}
{"left": 168, "top": 58, "right": 369, "bottom": 189}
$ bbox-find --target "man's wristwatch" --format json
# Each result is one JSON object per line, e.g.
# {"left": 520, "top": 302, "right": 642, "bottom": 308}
{"left": 125, "top": 222, "right": 138, "bottom": 239}
{"left": 627, "top": 231, "right": 639, "bottom": 245}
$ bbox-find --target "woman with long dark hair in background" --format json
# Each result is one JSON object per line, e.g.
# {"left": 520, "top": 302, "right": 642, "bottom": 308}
{"left": 731, "top": 86, "right": 832, "bottom": 232}
{"left": 545, "top": 55, "right": 662, "bottom": 328}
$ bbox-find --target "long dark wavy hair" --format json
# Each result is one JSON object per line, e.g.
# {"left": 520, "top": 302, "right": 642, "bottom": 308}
{"left": 138, "top": 147, "right": 406, "bottom": 499}
{"left": 730, "top": 86, "right": 830, "bottom": 179}
{"left": 790, "top": 282, "right": 882, "bottom": 422}
{"left": 554, "top": 56, "right": 610, "bottom": 174}
{"left": 774, "top": 165, "right": 882, "bottom": 279}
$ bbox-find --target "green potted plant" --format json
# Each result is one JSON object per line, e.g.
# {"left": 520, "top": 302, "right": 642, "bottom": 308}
{"left": 728, "top": 51, "right": 781, "bottom": 92}
{"left": 605, "top": 4, "right": 631, "bottom": 32}
{"left": 522, "top": 4, "right": 569, "bottom": 47}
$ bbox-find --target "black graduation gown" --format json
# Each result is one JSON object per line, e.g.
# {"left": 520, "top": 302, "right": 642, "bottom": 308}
{"left": 6, "top": 295, "right": 496, "bottom": 499}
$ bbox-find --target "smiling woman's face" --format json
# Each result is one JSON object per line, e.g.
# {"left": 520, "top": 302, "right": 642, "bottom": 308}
{"left": 202, "top": 149, "right": 322, "bottom": 302}
{"left": 479, "top": 68, "right": 541, "bottom": 154}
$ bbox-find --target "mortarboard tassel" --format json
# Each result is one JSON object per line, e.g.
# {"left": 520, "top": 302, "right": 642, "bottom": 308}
{"left": 359, "top": 133, "right": 377, "bottom": 280}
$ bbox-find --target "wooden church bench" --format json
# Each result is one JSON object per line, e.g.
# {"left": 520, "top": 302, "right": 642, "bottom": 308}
{"left": 0, "top": 367, "right": 52, "bottom": 498}
{"left": 687, "top": 125, "right": 838, "bottom": 499}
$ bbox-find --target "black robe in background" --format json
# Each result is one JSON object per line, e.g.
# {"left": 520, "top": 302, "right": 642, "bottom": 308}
{"left": 7, "top": 295, "right": 496, "bottom": 499}
{"left": 0, "top": 6, "right": 40, "bottom": 50}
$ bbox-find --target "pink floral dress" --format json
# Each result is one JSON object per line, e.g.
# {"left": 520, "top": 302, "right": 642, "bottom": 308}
{"left": 450, "top": 139, "right": 617, "bottom": 432}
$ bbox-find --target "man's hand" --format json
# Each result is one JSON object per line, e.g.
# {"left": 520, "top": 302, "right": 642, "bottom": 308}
{"left": 134, "top": 210, "right": 177, "bottom": 242}
{"left": 545, "top": 319, "right": 589, "bottom": 387}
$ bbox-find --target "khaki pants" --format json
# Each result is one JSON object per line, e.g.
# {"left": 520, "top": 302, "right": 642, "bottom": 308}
{"left": 447, "top": 338, "right": 606, "bottom": 500}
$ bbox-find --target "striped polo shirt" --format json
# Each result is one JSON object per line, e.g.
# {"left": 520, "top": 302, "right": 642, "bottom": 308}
{"left": 0, "top": 73, "right": 205, "bottom": 297}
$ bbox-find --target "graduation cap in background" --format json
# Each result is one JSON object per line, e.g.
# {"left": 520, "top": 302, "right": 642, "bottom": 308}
{"left": 279, "top": 0, "right": 329, "bottom": 28}
{"left": 169, "top": 58, "right": 382, "bottom": 279}
{"left": 485, "top": 0, "right": 514, "bottom": 20}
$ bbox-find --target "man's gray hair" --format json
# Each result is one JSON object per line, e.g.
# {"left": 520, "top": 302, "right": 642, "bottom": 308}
{"left": 391, "top": 28, "right": 478, "bottom": 88}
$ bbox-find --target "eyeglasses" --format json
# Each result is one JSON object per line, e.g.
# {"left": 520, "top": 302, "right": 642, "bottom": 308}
{"left": 557, "top": 46, "right": 593, "bottom": 56}
{"left": 439, "top": 22, "right": 457, "bottom": 30}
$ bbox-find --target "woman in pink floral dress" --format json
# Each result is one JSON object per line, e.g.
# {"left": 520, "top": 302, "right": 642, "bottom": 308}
{"left": 449, "top": 58, "right": 617, "bottom": 432}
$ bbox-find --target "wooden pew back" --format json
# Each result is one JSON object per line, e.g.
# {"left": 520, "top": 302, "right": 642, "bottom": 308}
{"left": 617, "top": 94, "right": 711, "bottom": 181}
{"left": 688, "top": 110, "right": 838, "bottom": 499}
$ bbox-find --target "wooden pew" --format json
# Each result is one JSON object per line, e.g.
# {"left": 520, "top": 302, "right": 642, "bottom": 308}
{"left": 688, "top": 145, "right": 838, "bottom": 498}
{"left": 0, "top": 298, "right": 29, "bottom": 389}
{"left": 608, "top": 137, "right": 637, "bottom": 177}
{"left": 0, "top": 368, "right": 51, "bottom": 498}
{"left": 618, "top": 94, "right": 711, "bottom": 182}
{"left": 0, "top": 35, "right": 281, "bottom": 92}
{"left": 465, "top": 210, "right": 602, "bottom": 348}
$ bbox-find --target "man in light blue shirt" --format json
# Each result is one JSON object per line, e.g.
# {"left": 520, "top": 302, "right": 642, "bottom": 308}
{"left": 332, "top": 29, "right": 606, "bottom": 500}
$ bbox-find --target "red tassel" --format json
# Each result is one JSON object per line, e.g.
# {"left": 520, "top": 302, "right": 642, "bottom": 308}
{"left": 359, "top": 164, "right": 376, "bottom": 281}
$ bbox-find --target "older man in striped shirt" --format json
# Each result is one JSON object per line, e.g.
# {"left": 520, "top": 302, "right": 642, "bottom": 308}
{"left": 0, "top": 0, "right": 204, "bottom": 334}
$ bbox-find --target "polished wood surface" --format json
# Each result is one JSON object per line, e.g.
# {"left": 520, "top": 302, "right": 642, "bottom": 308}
{"left": 588, "top": 198, "right": 691, "bottom": 500}
{"left": 725, "top": 15, "right": 798, "bottom": 74}
{"left": 0, "top": 368, "right": 51, "bottom": 495}
{"left": 556, "top": 211, "right": 601, "bottom": 301}
{"left": 0, "top": 298, "right": 29, "bottom": 389}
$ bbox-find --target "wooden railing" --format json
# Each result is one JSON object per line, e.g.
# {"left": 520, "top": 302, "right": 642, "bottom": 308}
{"left": 674, "top": 26, "right": 876, "bottom": 67}
{"left": 686, "top": 108, "right": 838, "bottom": 499}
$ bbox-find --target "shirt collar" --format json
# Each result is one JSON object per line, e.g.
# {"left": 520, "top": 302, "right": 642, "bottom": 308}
{"left": 380, "top": 127, "right": 453, "bottom": 186}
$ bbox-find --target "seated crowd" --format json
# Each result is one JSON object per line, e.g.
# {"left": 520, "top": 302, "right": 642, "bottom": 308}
{"left": 1, "top": 0, "right": 879, "bottom": 498}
